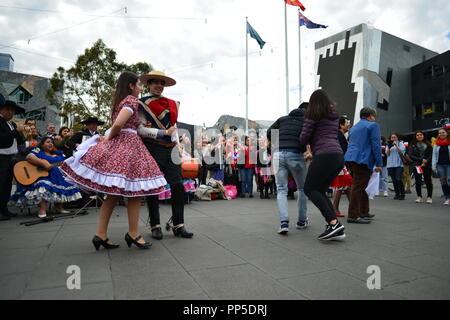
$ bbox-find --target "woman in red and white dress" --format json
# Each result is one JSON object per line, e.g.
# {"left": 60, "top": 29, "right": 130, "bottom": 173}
{"left": 331, "top": 116, "right": 353, "bottom": 217}
{"left": 61, "top": 71, "right": 167, "bottom": 250}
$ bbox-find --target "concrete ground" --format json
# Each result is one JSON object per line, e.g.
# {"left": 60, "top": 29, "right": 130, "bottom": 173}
{"left": 1, "top": 189, "right": 449, "bottom": 300}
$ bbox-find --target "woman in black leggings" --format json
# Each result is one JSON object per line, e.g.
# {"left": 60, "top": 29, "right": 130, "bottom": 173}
{"left": 299, "top": 90, "right": 345, "bottom": 241}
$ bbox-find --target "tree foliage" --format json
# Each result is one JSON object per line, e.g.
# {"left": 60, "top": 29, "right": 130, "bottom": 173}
{"left": 47, "top": 39, "right": 152, "bottom": 131}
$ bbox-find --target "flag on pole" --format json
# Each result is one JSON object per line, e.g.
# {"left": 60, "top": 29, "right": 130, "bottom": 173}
{"left": 285, "top": 0, "right": 306, "bottom": 11}
{"left": 299, "top": 12, "right": 328, "bottom": 29}
{"left": 415, "top": 166, "right": 424, "bottom": 174}
{"left": 247, "top": 22, "right": 266, "bottom": 49}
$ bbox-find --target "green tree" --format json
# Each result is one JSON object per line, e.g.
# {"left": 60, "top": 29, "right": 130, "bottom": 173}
{"left": 47, "top": 39, "right": 152, "bottom": 132}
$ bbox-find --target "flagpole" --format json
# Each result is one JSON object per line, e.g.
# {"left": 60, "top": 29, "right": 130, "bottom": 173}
{"left": 284, "top": 3, "right": 289, "bottom": 114}
{"left": 245, "top": 17, "right": 249, "bottom": 135}
{"left": 298, "top": 8, "right": 302, "bottom": 104}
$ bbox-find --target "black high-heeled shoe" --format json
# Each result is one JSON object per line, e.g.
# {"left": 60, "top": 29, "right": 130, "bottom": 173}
{"left": 92, "top": 235, "right": 120, "bottom": 251}
{"left": 124, "top": 233, "right": 152, "bottom": 249}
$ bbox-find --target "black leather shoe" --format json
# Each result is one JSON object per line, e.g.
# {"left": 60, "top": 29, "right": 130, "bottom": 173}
{"left": 151, "top": 227, "right": 163, "bottom": 240}
{"left": 359, "top": 213, "right": 375, "bottom": 219}
{"left": 0, "top": 214, "right": 11, "bottom": 221}
{"left": 92, "top": 235, "right": 120, "bottom": 251}
{"left": 125, "top": 233, "right": 152, "bottom": 249}
{"left": 173, "top": 226, "right": 194, "bottom": 238}
{"left": 3, "top": 210, "right": 17, "bottom": 217}
{"left": 347, "top": 217, "right": 371, "bottom": 224}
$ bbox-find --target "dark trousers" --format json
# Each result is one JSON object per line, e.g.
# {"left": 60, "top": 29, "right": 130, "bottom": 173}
{"left": 200, "top": 163, "right": 208, "bottom": 185}
{"left": 413, "top": 166, "right": 433, "bottom": 198}
{"left": 304, "top": 153, "right": 343, "bottom": 223}
{"left": 347, "top": 162, "right": 371, "bottom": 219}
{"left": 143, "top": 142, "right": 185, "bottom": 227}
{"left": 0, "top": 155, "right": 14, "bottom": 214}
{"left": 388, "top": 167, "right": 405, "bottom": 197}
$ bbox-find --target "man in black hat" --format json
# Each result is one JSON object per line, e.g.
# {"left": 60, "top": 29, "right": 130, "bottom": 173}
{"left": 68, "top": 117, "right": 105, "bottom": 150}
{"left": 0, "top": 98, "right": 25, "bottom": 220}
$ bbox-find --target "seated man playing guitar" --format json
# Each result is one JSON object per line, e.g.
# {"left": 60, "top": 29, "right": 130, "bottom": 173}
{"left": 10, "top": 137, "right": 82, "bottom": 218}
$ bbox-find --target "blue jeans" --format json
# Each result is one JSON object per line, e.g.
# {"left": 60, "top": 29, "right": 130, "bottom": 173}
{"left": 379, "top": 167, "right": 388, "bottom": 192}
{"left": 437, "top": 164, "right": 450, "bottom": 199}
{"left": 239, "top": 168, "right": 255, "bottom": 195}
{"left": 273, "top": 150, "right": 308, "bottom": 224}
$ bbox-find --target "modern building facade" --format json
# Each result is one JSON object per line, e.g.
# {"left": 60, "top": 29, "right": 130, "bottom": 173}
{"left": 315, "top": 23, "right": 438, "bottom": 137}
{"left": 0, "top": 53, "right": 14, "bottom": 72}
{"left": 411, "top": 50, "right": 450, "bottom": 132}
{"left": 0, "top": 67, "right": 60, "bottom": 133}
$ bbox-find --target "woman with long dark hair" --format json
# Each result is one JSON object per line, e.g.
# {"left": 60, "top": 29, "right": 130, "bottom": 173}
{"left": 408, "top": 130, "right": 433, "bottom": 203}
{"left": 299, "top": 89, "right": 345, "bottom": 241}
{"left": 432, "top": 128, "right": 450, "bottom": 205}
{"left": 61, "top": 71, "right": 167, "bottom": 250}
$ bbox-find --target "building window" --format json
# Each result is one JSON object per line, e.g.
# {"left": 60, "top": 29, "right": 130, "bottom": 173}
{"left": 424, "top": 66, "right": 432, "bottom": 79}
{"left": 415, "top": 104, "right": 423, "bottom": 120}
{"left": 403, "top": 45, "right": 410, "bottom": 52}
{"left": 435, "top": 101, "right": 444, "bottom": 114}
{"left": 10, "top": 87, "right": 32, "bottom": 105}
{"left": 433, "top": 65, "right": 444, "bottom": 78}
{"left": 423, "top": 103, "right": 433, "bottom": 119}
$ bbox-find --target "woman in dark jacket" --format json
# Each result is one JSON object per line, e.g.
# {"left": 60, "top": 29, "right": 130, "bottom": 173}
{"left": 408, "top": 130, "right": 433, "bottom": 203}
{"left": 299, "top": 89, "right": 345, "bottom": 241}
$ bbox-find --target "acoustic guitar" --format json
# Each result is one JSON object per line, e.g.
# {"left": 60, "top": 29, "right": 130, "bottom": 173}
{"left": 14, "top": 161, "right": 63, "bottom": 186}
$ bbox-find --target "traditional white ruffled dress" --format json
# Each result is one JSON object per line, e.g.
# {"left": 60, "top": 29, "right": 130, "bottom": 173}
{"left": 60, "top": 95, "right": 167, "bottom": 197}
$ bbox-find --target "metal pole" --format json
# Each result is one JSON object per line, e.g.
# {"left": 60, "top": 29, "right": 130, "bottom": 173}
{"left": 245, "top": 17, "right": 249, "bottom": 135}
{"left": 284, "top": 4, "right": 289, "bottom": 114}
{"left": 298, "top": 8, "right": 302, "bottom": 104}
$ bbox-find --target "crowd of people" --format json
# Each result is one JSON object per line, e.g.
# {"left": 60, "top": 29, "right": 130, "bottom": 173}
{"left": 1, "top": 72, "right": 449, "bottom": 247}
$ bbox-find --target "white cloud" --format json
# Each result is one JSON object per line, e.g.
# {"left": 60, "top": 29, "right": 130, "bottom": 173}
{"left": 1, "top": 0, "right": 449, "bottom": 126}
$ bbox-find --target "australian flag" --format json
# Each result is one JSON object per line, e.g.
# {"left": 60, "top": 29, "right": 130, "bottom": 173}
{"left": 299, "top": 12, "right": 327, "bottom": 29}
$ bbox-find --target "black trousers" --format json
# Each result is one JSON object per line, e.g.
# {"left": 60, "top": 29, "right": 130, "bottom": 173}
{"left": 143, "top": 142, "right": 185, "bottom": 227}
{"left": 0, "top": 155, "right": 14, "bottom": 214}
{"left": 304, "top": 153, "right": 344, "bottom": 223}
{"left": 413, "top": 166, "right": 433, "bottom": 198}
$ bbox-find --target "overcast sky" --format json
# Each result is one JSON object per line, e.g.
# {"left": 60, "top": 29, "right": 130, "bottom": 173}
{"left": 1, "top": 0, "right": 449, "bottom": 127}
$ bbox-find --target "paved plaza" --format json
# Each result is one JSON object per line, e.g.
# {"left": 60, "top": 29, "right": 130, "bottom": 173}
{"left": 1, "top": 191, "right": 449, "bottom": 300}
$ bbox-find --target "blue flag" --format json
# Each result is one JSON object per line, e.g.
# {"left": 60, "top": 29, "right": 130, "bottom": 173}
{"left": 247, "top": 21, "right": 266, "bottom": 49}
{"left": 299, "top": 12, "right": 327, "bottom": 29}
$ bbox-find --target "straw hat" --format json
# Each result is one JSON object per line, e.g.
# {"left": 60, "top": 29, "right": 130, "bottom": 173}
{"left": 139, "top": 70, "right": 176, "bottom": 87}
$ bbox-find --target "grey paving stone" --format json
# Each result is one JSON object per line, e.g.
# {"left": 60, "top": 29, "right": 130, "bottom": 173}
{"left": 160, "top": 234, "right": 245, "bottom": 271}
{"left": 308, "top": 250, "right": 427, "bottom": 286}
{"left": 190, "top": 264, "right": 306, "bottom": 300}
{"left": 112, "top": 265, "right": 204, "bottom": 300}
{"left": 388, "top": 254, "right": 450, "bottom": 281}
{"left": 280, "top": 270, "right": 405, "bottom": 300}
{"left": 0, "top": 230, "right": 57, "bottom": 250}
{"left": 20, "top": 281, "right": 114, "bottom": 300}
{"left": 26, "top": 251, "right": 112, "bottom": 290}
{"left": 383, "top": 277, "right": 450, "bottom": 299}
{"left": 394, "top": 239, "right": 450, "bottom": 261}
{"left": 155, "top": 292, "right": 211, "bottom": 300}
{"left": 0, "top": 273, "right": 29, "bottom": 299}
{"left": 0, "top": 246, "right": 47, "bottom": 276}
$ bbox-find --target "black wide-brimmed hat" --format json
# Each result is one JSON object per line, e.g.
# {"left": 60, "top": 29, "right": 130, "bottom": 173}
{"left": 0, "top": 99, "right": 26, "bottom": 114}
{"left": 81, "top": 117, "right": 105, "bottom": 125}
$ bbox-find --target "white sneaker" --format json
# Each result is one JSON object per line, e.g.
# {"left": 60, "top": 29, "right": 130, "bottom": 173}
{"left": 375, "top": 192, "right": 380, "bottom": 197}
{"left": 426, "top": 197, "right": 432, "bottom": 204}
{"left": 444, "top": 199, "right": 450, "bottom": 206}
{"left": 415, "top": 197, "right": 423, "bottom": 203}
{"left": 384, "top": 191, "right": 389, "bottom": 197}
